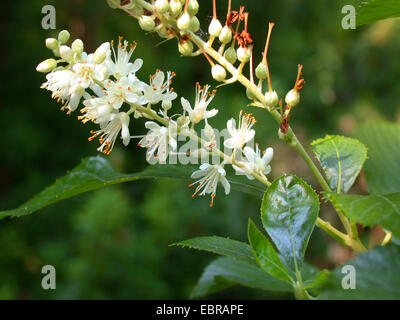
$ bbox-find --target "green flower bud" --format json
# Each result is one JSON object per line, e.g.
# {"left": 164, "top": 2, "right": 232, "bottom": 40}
{"left": 58, "top": 30, "right": 70, "bottom": 44}
{"left": 36, "top": 58, "right": 57, "bottom": 73}
{"left": 178, "top": 40, "right": 194, "bottom": 56}
{"left": 162, "top": 99, "right": 172, "bottom": 111}
{"left": 208, "top": 18, "right": 222, "bottom": 37}
{"left": 265, "top": 90, "right": 279, "bottom": 107}
{"left": 106, "top": 0, "right": 119, "bottom": 9}
{"left": 177, "top": 115, "right": 190, "bottom": 127}
{"left": 157, "top": 26, "right": 170, "bottom": 39}
{"left": 285, "top": 89, "right": 300, "bottom": 107}
{"left": 138, "top": 15, "right": 156, "bottom": 32}
{"left": 187, "top": 0, "right": 199, "bottom": 16}
{"left": 59, "top": 45, "right": 73, "bottom": 60}
{"left": 71, "top": 39, "right": 84, "bottom": 55}
{"left": 219, "top": 26, "right": 232, "bottom": 44}
{"left": 177, "top": 12, "right": 191, "bottom": 31}
{"left": 211, "top": 64, "right": 226, "bottom": 82}
{"left": 155, "top": 0, "right": 170, "bottom": 14}
{"left": 255, "top": 62, "right": 268, "bottom": 80}
{"left": 45, "top": 38, "right": 58, "bottom": 50}
{"left": 237, "top": 46, "right": 250, "bottom": 63}
{"left": 93, "top": 42, "right": 110, "bottom": 64}
{"left": 169, "top": 0, "right": 183, "bottom": 17}
{"left": 189, "top": 16, "right": 200, "bottom": 33}
{"left": 224, "top": 47, "right": 237, "bottom": 64}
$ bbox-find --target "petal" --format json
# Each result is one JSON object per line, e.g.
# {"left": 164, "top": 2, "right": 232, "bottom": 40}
{"left": 226, "top": 119, "right": 236, "bottom": 136}
{"left": 145, "top": 121, "right": 160, "bottom": 130}
{"left": 244, "top": 129, "right": 255, "bottom": 143}
{"left": 204, "top": 109, "right": 218, "bottom": 119}
{"left": 220, "top": 176, "right": 231, "bottom": 195}
{"left": 262, "top": 147, "right": 274, "bottom": 165}
{"left": 243, "top": 146, "right": 256, "bottom": 163}
{"left": 223, "top": 138, "right": 235, "bottom": 149}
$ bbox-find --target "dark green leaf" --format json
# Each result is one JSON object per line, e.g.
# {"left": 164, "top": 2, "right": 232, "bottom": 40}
{"left": 190, "top": 257, "right": 292, "bottom": 298}
{"left": 261, "top": 175, "right": 319, "bottom": 272}
{"left": 172, "top": 236, "right": 255, "bottom": 265}
{"left": 325, "top": 192, "right": 400, "bottom": 237}
{"left": 357, "top": 0, "right": 400, "bottom": 26}
{"left": 311, "top": 135, "right": 367, "bottom": 193}
{"left": 321, "top": 245, "right": 400, "bottom": 299}
{"left": 355, "top": 122, "right": 400, "bottom": 194}
{"left": 248, "top": 219, "right": 293, "bottom": 283}
{"left": 0, "top": 156, "right": 265, "bottom": 219}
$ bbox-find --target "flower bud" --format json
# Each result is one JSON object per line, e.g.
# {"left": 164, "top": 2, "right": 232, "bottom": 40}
{"left": 237, "top": 46, "right": 250, "bottom": 63}
{"left": 224, "top": 47, "right": 237, "bottom": 64}
{"left": 162, "top": 99, "right": 172, "bottom": 111}
{"left": 208, "top": 18, "right": 222, "bottom": 37}
{"left": 36, "top": 58, "right": 57, "bottom": 73}
{"left": 255, "top": 62, "right": 268, "bottom": 80}
{"left": 265, "top": 90, "right": 279, "bottom": 107}
{"left": 211, "top": 64, "right": 226, "bottom": 82}
{"left": 71, "top": 39, "right": 84, "bottom": 55}
{"left": 189, "top": 16, "right": 200, "bottom": 33}
{"left": 169, "top": 0, "right": 183, "bottom": 17}
{"left": 157, "top": 26, "right": 170, "bottom": 38}
{"left": 93, "top": 42, "right": 110, "bottom": 64}
{"left": 138, "top": 15, "right": 156, "bottom": 32}
{"left": 177, "top": 12, "right": 191, "bottom": 31}
{"left": 178, "top": 40, "right": 194, "bottom": 56}
{"left": 219, "top": 26, "right": 232, "bottom": 44}
{"left": 58, "top": 30, "right": 70, "bottom": 44}
{"left": 155, "top": 0, "right": 170, "bottom": 14}
{"left": 106, "top": 0, "right": 119, "bottom": 9}
{"left": 188, "top": 0, "right": 199, "bottom": 16}
{"left": 285, "top": 89, "right": 300, "bottom": 107}
{"left": 59, "top": 45, "right": 73, "bottom": 60}
{"left": 45, "top": 38, "right": 58, "bottom": 50}
{"left": 177, "top": 115, "right": 190, "bottom": 127}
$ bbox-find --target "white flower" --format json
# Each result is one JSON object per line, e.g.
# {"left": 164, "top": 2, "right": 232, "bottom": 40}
{"left": 190, "top": 164, "right": 230, "bottom": 207}
{"left": 138, "top": 121, "right": 177, "bottom": 163}
{"left": 106, "top": 38, "right": 143, "bottom": 79}
{"left": 72, "top": 52, "right": 107, "bottom": 89}
{"left": 41, "top": 69, "right": 84, "bottom": 112}
{"left": 224, "top": 111, "right": 256, "bottom": 149}
{"left": 89, "top": 112, "right": 131, "bottom": 154}
{"left": 181, "top": 84, "right": 218, "bottom": 124}
{"left": 233, "top": 146, "right": 274, "bottom": 180}
{"left": 79, "top": 96, "right": 114, "bottom": 124}
{"left": 103, "top": 74, "right": 146, "bottom": 109}
{"left": 142, "top": 70, "right": 178, "bottom": 105}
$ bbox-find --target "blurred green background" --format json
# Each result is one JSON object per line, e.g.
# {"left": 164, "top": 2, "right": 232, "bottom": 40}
{"left": 1, "top": 0, "right": 399, "bottom": 299}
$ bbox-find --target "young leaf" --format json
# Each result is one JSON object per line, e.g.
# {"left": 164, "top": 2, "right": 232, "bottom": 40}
{"left": 302, "top": 269, "right": 330, "bottom": 289}
{"left": 0, "top": 156, "right": 265, "bottom": 220}
{"left": 357, "top": 0, "right": 400, "bottom": 26}
{"left": 325, "top": 192, "right": 400, "bottom": 237}
{"left": 321, "top": 245, "right": 400, "bottom": 299}
{"left": 190, "top": 256, "right": 293, "bottom": 298}
{"left": 311, "top": 135, "right": 367, "bottom": 193}
{"left": 247, "top": 219, "right": 293, "bottom": 283}
{"left": 355, "top": 122, "right": 400, "bottom": 195}
{"left": 171, "top": 236, "right": 256, "bottom": 265}
{"left": 261, "top": 175, "right": 319, "bottom": 273}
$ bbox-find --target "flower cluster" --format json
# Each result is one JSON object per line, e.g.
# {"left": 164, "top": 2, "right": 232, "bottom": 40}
{"left": 37, "top": 27, "right": 274, "bottom": 206}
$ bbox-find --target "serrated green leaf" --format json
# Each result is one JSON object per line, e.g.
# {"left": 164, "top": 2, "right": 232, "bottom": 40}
{"left": 321, "top": 245, "right": 400, "bottom": 299}
{"left": 357, "top": 0, "right": 400, "bottom": 26}
{"left": 248, "top": 219, "right": 293, "bottom": 283}
{"left": 0, "top": 156, "right": 265, "bottom": 219}
{"left": 261, "top": 175, "right": 320, "bottom": 273}
{"left": 325, "top": 192, "right": 400, "bottom": 237}
{"left": 311, "top": 135, "right": 367, "bottom": 193}
{"left": 171, "top": 236, "right": 255, "bottom": 265}
{"left": 355, "top": 122, "right": 400, "bottom": 195}
{"left": 190, "top": 256, "right": 292, "bottom": 298}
